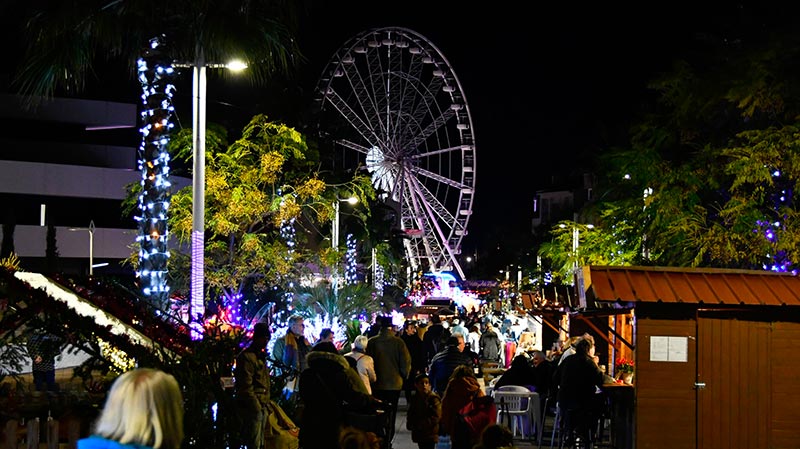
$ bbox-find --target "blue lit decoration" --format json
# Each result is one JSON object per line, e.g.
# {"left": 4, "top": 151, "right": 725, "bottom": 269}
{"left": 281, "top": 217, "right": 296, "bottom": 303}
{"left": 345, "top": 233, "right": 357, "bottom": 284}
{"left": 135, "top": 36, "right": 176, "bottom": 303}
{"left": 220, "top": 292, "right": 245, "bottom": 326}
{"left": 757, "top": 168, "right": 795, "bottom": 273}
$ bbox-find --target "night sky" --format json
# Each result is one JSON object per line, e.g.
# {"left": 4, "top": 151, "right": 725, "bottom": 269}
{"left": 3, "top": 1, "right": 798, "bottom": 268}
{"left": 290, "top": 2, "right": 762, "bottom": 256}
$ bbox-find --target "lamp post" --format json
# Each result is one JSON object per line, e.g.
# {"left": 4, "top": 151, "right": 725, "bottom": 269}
{"left": 68, "top": 220, "right": 95, "bottom": 276}
{"left": 174, "top": 58, "right": 247, "bottom": 327}
{"left": 561, "top": 222, "right": 594, "bottom": 275}
{"left": 332, "top": 196, "right": 358, "bottom": 296}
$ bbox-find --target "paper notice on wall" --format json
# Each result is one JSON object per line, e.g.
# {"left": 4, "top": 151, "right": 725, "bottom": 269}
{"left": 650, "top": 336, "right": 688, "bottom": 362}
{"left": 667, "top": 336, "right": 688, "bottom": 362}
{"left": 650, "top": 336, "right": 669, "bottom": 361}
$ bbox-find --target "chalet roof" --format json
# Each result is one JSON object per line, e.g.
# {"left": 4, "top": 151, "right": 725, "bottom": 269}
{"left": 582, "top": 265, "right": 800, "bottom": 307}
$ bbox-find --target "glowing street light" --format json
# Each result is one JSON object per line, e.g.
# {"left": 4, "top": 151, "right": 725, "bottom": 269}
{"left": 172, "top": 58, "right": 248, "bottom": 328}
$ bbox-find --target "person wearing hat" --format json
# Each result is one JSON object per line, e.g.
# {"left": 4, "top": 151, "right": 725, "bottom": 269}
{"left": 235, "top": 322, "right": 271, "bottom": 449}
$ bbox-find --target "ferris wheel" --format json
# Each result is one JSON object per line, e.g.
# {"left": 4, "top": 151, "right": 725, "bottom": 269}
{"left": 315, "top": 27, "right": 477, "bottom": 279}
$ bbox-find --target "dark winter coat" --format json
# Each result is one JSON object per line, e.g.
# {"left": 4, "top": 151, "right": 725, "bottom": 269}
{"left": 401, "top": 333, "right": 427, "bottom": 375}
{"left": 429, "top": 345, "right": 473, "bottom": 394}
{"left": 407, "top": 390, "right": 441, "bottom": 444}
{"left": 553, "top": 352, "right": 604, "bottom": 409}
{"left": 423, "top": 323, "right": 450, "bottom": 363}
{"left": 494, "top": 355, "right": 535, "bottom": 389}
{"left": 478, "top": 330, "right": 502, "bottom": 361}
{"left": 298, "top": 351, "right": 376, "bottom": 449}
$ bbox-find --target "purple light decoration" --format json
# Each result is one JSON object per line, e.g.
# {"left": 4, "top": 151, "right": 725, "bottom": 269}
{"left": 191, "top": 230, "right": 204, "bottom": 339}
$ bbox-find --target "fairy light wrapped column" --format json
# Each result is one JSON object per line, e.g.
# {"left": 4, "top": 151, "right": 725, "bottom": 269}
{"left": 135, "top": 36, "right": 176, "bottom": 303}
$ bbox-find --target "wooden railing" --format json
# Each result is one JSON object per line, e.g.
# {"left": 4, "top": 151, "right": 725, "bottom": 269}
{"left": 2, "top": 417, "right": 82, "bottom": 449}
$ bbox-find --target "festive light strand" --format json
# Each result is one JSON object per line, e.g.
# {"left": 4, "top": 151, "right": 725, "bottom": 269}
{"left": 136, "top": 36, "right": 176, "bottom": 302}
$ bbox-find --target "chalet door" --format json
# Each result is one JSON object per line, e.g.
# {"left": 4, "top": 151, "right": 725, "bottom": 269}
{"left": 696, "top": 316, "right": 771, "bottom": 448}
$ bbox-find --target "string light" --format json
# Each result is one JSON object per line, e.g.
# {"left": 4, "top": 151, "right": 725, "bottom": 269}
{"left": 345, "top": 233, "right": 357, "bottom": 284}
{"left": 280, "top": 217, "right": 296, "bottom": 303}
{"left": 136, "top": 35, "right": 176, "bottom": 303}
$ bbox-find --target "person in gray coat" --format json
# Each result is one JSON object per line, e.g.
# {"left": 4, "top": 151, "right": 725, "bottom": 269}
{"left": 367, "top": 316, "right": 412, "bottom": 446}
{"left": 479, "top": 323, "right": 502, "bottom": 362}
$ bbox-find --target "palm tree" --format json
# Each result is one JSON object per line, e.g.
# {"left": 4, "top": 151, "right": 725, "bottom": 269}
{"left": 15, "top": 0, "right": 302, "bottom": 101}
{"left": 292, "top": 282, "right": 382, "bottom": 329}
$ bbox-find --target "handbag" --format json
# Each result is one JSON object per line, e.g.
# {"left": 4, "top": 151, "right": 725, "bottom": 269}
{"left": 264, "top": 400, "right": 299, "bottom": 449}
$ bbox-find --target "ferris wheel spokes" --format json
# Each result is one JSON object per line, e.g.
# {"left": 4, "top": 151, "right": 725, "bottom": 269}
{"left": 410, "top": 166, "right": 467, "bottom": 189}
{"left": 325, "top": 88, "right": 384, "bottom": 148}
{"left": 410, "top": 145, "right": 465, "bottom": 158}
{"left": 336, "top": 139, "right": 372, "bottom": 155}
{"left": 404, "top": 173, "right": 464, "bottom": 277}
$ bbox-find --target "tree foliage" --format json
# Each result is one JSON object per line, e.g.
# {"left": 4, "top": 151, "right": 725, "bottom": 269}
{"left": 164, "top": 115, "right": 374, "bottom": 303}
{"left": 14, "top": 0, "right": 301, "bottom": 103}
{"left": 291, "top": 282, "right": 381, "bottom": 329}
{"left": 539, "top": 30, "right": 800, "bottom": 276}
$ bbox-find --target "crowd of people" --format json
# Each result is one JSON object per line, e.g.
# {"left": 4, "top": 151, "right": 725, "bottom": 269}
{"left": 74, "top": 309, "right": 614, "bottom": 449}
{"left": 263, "top": 310, "right": 554, "bottom": 449}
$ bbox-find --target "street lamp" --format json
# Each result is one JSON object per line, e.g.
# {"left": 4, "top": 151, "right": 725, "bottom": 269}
{"left": 332, "top": 196, "right": 358, "bottom": 296}
{"left": 332, "top": 196, "right": 358, "bottom": 250}
{"left": 68, "top": 220, "right": 96, "bottom": 276}
{"left": 560, "top": 222, "right": 594, "bottom": 274}
{"left": 173, "top": 58, "right": 247, "bottom": 326}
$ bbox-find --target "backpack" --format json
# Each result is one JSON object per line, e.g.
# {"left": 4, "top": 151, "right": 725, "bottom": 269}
{"left": 453, "top": 395, "right": 497, "bottom": 448}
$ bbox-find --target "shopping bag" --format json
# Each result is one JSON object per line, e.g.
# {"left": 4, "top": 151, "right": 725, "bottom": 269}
{"left": 264, "top": 400, "right": 299, "bottom": 449}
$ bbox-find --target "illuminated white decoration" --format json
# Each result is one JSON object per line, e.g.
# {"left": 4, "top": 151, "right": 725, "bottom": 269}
{"left": 14, "top": 272, "right": 164, "bottom": 353}
{"left": 136, "top": 35, "right": 176, "bottom": 303}
{"left": 345, "top": 233, "right": 357, "bottom": 284}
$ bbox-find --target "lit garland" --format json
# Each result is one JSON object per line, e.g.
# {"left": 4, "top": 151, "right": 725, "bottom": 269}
{"left": 281, "top": 218, "right": 296, "bottom": 303}
{"left": 345, "top": 233, "right": 357, "bottom": 284}
{"left": 136, "top": 36, "right": 176, "bottom": 302}
{"left": 97, "top": 337, "right": 136, "bottom": 373}
{"left": 373, "top": 260, "right": 385, "bottom": 296}
{"left": 758, "top": 168, "right": 796, "bottom": 273}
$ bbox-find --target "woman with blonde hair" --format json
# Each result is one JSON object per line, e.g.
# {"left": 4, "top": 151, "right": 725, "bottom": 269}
{"left": 78, "top": 368, "right": 184, "bottom": 449}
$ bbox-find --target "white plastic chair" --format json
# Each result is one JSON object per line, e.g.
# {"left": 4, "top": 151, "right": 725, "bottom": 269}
{"left": 493, "top": 385, "right": 536, "bottom": 439}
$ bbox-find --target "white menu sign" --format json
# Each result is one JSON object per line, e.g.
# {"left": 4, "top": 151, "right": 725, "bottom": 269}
{"left": 650, "top": 336, "right": 688, "bottom": 362}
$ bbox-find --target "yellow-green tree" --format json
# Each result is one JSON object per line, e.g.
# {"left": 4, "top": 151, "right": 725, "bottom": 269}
{"left": 165, "top": 115, "right": 373, "bottom": 306}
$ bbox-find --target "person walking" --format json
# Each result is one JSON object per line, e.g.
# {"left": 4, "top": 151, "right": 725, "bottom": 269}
{"left": 235, "top": 322, "right": 271, "bottom": 449}
{"left": 400, "top": 320, "right": 427, "bottom": 400}
{"left": 406, "top": 373, "right": 441, "bottom": 449}
{"left": 428, "top": 335, "right": 473, "bottom": 395}
{"left": 299, "top": 342, "right": 380, "bottom": 449}
{"left": 77, "top": 368, "right": 184, "bottom": 449}
{"left": 366, "top": 316, "right": 411, "bottom": 448}
{"left": 345, "top": 335, "right": 378, "bottom": 395}
{"left": 422, "top": 314, "right": 450, "bottom": 364}
{"left": 479, "top": 323, "right": 502, "bottom": 363}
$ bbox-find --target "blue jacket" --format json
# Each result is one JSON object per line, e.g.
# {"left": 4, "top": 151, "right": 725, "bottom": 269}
{"left": 77, "top": 436, "right": 153, "bottom": 449}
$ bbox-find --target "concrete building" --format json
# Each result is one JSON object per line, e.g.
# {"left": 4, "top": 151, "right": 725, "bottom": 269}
{"left": 0, "top": 93, "right": 190, "bottom": 275}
